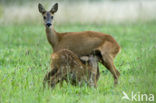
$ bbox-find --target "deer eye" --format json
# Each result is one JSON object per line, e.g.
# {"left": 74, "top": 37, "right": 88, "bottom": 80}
{"left": 43, "top": 16, "right": 46, "bottom": 19}
{"left": 51, "top": 16, "right": 53, "bottom": 19}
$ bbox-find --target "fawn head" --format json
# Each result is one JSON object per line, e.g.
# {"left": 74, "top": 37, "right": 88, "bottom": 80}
{"left": 38, "top": 3, "right": 58, "bottom": 27}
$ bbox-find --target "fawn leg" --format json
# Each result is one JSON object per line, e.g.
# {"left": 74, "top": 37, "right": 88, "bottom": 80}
{"left": 49, "top": 67, "right": 70, "bottom": 88}
{"left": 43, "top": 68, "right": 58, "bottom": 88}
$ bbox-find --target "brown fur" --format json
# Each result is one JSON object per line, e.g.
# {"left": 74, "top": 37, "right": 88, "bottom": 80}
{"left": 43, "top": 49, "right": 99, "bottom": 88}
{"left": 39, "top": 3, "right": 121, "bottom": 85}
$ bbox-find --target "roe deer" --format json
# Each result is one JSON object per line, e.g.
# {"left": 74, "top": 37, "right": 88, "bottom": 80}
{"left": 43, "top": 49, "right": 99, "bottom": 88}
{"left": 38, "top": 3, "right": 121, "bottom": 85}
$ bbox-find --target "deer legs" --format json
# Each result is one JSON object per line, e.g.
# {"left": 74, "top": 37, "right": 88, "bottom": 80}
{"left": 44, "top": 67, "right": 69, "bottom": 88}
{"left": 80, "top": 55, "right": 100, "bottom": 82}
{"left": 93, "top": 41, "right": 120, "bottom": 85}
{"left": 101, "top": 53, "right": 120, "bottom": 85}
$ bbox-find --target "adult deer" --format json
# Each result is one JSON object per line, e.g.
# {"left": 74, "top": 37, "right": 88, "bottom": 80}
{"left": 38, "top": 3, "right": 121, "bottom": 85}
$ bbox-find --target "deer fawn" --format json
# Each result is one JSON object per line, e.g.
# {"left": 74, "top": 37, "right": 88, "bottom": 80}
{"left": 38, "top": 3, "right": 121, "bottom": 85}
{"left": 43, "top": 49, "right": 99, "bottom": 88}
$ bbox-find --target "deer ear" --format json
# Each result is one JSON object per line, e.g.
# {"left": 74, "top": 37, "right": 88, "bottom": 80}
{"left": 38, "top": 3, "right": 46, "bottom": 14}
{"left": 50, "top": 3, "right": 58, "bottom": 14}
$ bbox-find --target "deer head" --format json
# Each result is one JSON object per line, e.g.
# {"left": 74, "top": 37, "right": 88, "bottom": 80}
{"left": 38, "top": 3, "right": 58, "bottom": 27}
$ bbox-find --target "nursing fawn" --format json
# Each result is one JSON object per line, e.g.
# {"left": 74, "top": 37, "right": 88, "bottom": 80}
{"left": 43, "top": 49, "right": 99, "bottom": 88}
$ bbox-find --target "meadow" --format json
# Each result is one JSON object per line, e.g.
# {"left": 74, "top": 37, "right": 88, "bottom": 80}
{"left": 0, "top": 22, "right": 156, "bottom": 103}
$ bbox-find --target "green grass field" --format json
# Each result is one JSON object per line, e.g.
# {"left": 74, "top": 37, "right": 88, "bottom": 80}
{"left": 0, "top": 23, "right": 156, "bottom": 103}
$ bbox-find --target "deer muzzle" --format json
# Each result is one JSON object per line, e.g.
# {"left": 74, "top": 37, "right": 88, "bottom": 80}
{"left": 46, "top": 23, "right": 52, "bottom": 27}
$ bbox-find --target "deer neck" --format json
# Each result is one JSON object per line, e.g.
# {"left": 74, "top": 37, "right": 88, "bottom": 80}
{"left": 46, "top": 26, "right": 59, "bottom": 48}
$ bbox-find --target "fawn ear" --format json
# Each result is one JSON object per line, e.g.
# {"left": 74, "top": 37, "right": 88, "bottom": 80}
{"left": 50, "top": 3, "right": 58, "bottom": 14}
{"left": 38, "top": 3, "right": 46, "bottom": 14}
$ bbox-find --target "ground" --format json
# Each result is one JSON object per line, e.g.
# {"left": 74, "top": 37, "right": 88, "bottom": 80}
{"left": 0, "top": 23, "right": 156, "bottom": 103}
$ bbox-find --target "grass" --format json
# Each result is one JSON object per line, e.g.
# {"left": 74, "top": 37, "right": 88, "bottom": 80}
{"left": 0, "top": 23, "right": 156, "bottom": 103}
